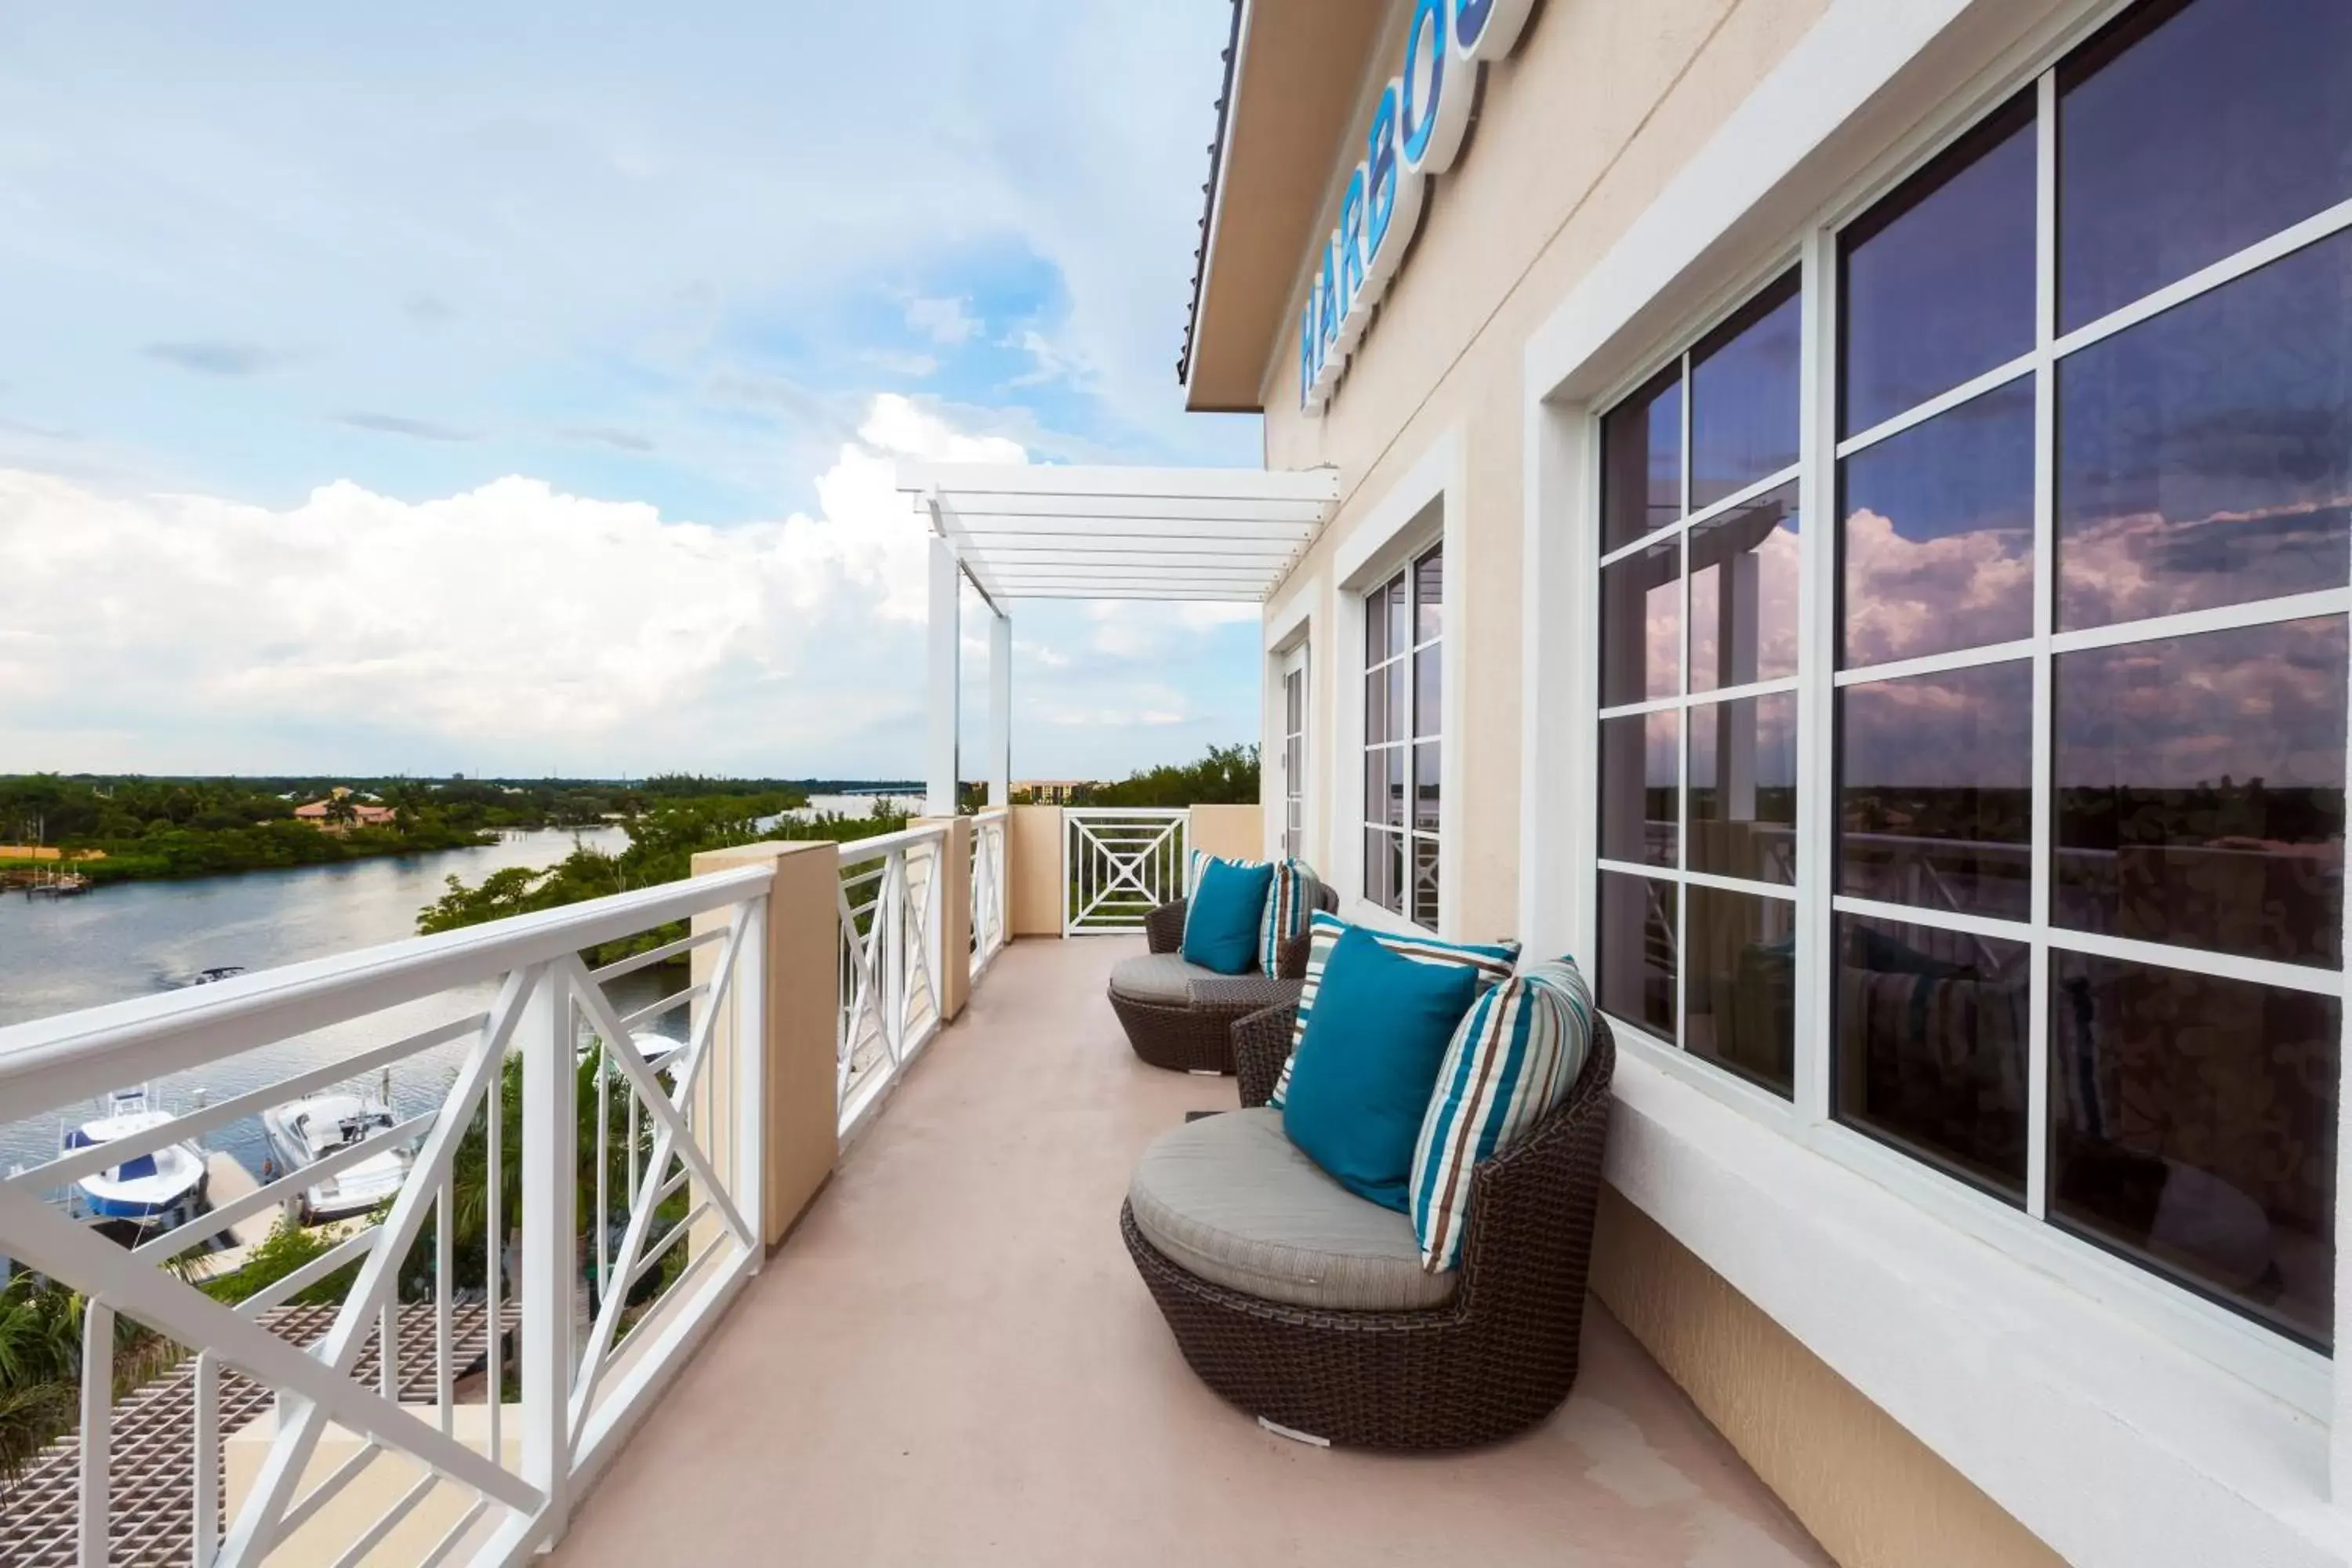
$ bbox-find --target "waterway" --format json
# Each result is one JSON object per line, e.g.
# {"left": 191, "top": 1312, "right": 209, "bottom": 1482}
{"left": 0, "top": 826, "right": 669, "bottom": 1181}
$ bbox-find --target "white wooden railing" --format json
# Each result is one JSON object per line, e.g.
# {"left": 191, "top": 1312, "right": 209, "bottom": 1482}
{"left": 971, "top": 809, "right": 1009, "bottom": 978}
{"left": 1061, "top": 809, "right": 1189, "bottom": 935}
{"left": 0, "top": 866, "right": 773, "bottom": 1567}
{"left": 834, "top": 824, "right": 947, "bottom": 1141}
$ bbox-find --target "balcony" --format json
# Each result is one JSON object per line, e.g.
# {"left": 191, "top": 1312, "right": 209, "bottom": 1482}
{"left": 0, "top": 805, "right": 1822, "bottom": 1566}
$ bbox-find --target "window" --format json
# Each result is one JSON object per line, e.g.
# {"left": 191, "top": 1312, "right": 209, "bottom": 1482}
{"left": 1598, "top": 268, "right": 1801, "bottom": 1096}
{"left": 1281, "top": 648, "right": 1308, "bottom": 862}
{"left": 1590, "top": 0, "right": 2352, "bottom": 1349}
{"left": 1364, "top": 546, "right": 1441, "bottom": 926}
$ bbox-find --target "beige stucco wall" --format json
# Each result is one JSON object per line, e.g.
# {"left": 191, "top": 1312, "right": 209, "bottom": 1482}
{"left": 1257, "top": 0, "right": 1829, "bottom": 943}
{"left": 1007, "top": 805, "right": 1064, "bottom": 937}
{"left": 1187, "top": 803, "right": 1265, "bottom": 864}
{"left": 1592, "top": 1186, "right": 2065, "bottom": 1568}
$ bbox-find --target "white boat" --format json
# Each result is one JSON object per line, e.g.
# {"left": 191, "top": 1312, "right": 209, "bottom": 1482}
{"left": 260, "top": 1074, "right": 412, "bottom": 1222}
{"left": 62, "top": 1086, "right": 208, "bottom": 1229}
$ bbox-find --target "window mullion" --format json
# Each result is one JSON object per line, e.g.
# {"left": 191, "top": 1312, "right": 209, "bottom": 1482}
{"left": 1677, "top": 354, "right": 1693, "bottom": 1051}
{"left": 2024, "top": 67, "right": 2059, "bottom": 1222}
{"left": 1795, "top": 226, "right": 1838, "bottom": 1127}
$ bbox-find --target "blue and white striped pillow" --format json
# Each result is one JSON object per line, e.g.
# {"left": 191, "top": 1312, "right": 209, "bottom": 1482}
{"left": 1408, "top": 957, "right": 1595, "bottom": 1272}
{"left": 1258, "top": 858, "right": 1312, "bottom": 975}
{"left": 1266, "top": 912, "right": 1519, "bottom": 1109}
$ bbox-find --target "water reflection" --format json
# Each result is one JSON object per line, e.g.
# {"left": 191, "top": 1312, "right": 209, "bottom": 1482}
{"left": 1842, "top": 378, "right": 2035, "bottom": 668}
{"left": 2055, "top": 615, "right": 2347, "bottom": 966}
{"left": 2056, "top": 230, "right": 2352, "bottom": 629}
{"left": 1839, "top": 662, "right": 2032, "bottom": 919}
{"left": 2049, "top": 951, "right": 2336, "bottom": 1348}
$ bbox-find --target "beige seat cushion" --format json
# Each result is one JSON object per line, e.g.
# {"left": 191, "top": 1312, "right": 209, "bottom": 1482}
{"left": 1108, "top": 952, "right": 1222, "bottom": 1006}
{"left": 1127, "top": 1107, "right": 1457, "bottom": 1312}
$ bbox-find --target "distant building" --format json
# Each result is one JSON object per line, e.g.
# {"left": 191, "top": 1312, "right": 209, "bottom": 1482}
{"left": 292, "top": 788, "right": 398, "bottom": 830}
{"left": 1011, "top": 779, "right": 1094, "bottom": 806}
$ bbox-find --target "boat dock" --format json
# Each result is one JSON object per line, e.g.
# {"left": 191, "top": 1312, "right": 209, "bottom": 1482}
{"left": 179, "top": 1151, "right": 325, "bottom": 1284}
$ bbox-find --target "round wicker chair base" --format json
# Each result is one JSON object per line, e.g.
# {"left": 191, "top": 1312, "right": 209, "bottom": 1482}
{"left": 1120, "top": 1203, "right": 1582, "bottom": 1450}
{"left": 1108, "top": 988, "right": 1241, "bottom": 1075}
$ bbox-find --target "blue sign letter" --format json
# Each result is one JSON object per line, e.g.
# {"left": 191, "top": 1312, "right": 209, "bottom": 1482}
{"left": 1399, "top": 0, "right": 1446, "bottom": 170}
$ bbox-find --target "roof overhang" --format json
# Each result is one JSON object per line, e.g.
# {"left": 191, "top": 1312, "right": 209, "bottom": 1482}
{"left": 894, "top": 463, "right": 1340, "bottom": 604}
{"left": 1180, "top": 0, "right": 1388, "bottom": 414}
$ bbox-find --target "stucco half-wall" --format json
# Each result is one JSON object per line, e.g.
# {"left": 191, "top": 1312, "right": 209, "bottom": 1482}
{"left": 1592, "top": 1186, "right": 2066, "bottom": 1567}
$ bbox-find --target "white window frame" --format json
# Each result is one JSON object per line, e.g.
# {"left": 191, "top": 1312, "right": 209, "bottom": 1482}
{"left": 1333, "top": 432, "right": 1465, "bottom": 937}
{"left": 1519, "top": 0, "right": 2352, "bottom": 1560}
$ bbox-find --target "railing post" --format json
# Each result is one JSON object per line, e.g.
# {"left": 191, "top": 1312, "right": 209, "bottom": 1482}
{"left": 78, "top": 1297, "right": 111, "bottom": 1568}
{"left": 883, "top": 852, "right": 906, "bottom": 1063}
{"left": 691, "top": 842, "right": 842, "bottom": 1248}
{"left": 520, "top": 962, "right": 576, "bottom": 1538}
{"left": 1007, "top": 805, "right": 1063, "bottom": 938}
{"left": 916, "top": 816, "right": 972, "bottom": 1020}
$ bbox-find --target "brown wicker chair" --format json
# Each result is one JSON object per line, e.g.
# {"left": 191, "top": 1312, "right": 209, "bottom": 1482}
{"left": 1106, "top": 878, "right": 1338, "bottom": 1075}
{"left": 1120, "top": 999, "right": 1615, "bottom": 1449}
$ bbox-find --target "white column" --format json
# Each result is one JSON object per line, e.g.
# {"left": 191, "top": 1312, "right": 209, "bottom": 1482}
{"left": 927, "top": 535, "right": 960, "bottom": 818}
{"left": 989, "top": 610, "right": 1012, "bottom": 808}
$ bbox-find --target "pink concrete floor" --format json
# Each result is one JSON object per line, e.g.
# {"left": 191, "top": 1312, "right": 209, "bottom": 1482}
{"left": 550, "top": 936, "right": 1829, "bottom": 1567}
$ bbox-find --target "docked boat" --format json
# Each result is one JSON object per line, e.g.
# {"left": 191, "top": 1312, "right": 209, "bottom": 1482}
{"left": 61, "top": 1086, "right": 208, "bottom": 1230}
{"left": 186, "top": 965, "right": 246, "bottom": 985}
{"left": 260, "top": 1075, "right": 412, "bottom": 1221}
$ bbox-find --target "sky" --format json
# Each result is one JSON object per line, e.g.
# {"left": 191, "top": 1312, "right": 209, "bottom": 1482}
{"left": 0, "top": 3, "right": 1265, "bottom": 782}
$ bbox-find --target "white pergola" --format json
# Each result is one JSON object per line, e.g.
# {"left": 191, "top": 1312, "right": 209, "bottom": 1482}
{"left": 892, "top": 463, "right": 1340, "bottom": 815}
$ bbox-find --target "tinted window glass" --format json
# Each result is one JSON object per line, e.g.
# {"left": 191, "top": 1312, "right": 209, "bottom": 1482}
{"left": 1690, "top": 693, "right": 1798, "bottom": 884}
{"left": 2056, "top": 230, "right": 2352, "bottom": 630}
{"left": 1597, "top": 870, "right": 1677, "bottom": 1040}
{"left": 1836, "top": 913, "right": 2031, "bottom": 1199}
{"left": 1690, "top": 270, "right": 1802, "bottom": 507}
{"left": 1842, "top": 378, "right": 2035, "bottom": 668}
{"left": 1839, "top": 662, "right": 2033, "bottom": 920}
{"left": 2055, "top": 616, "right": 2347, "bottom": 966}
{"left": 2058, "top": 0, "right": 2352, "bottom": 331}
{"left": 1412, "top": 837, "right": 1440, "bottom": 930}
{"left": 1414, "top": 646, "right": 1441, "bottom": 737}
{"left": 1600, "top": 535, "right": 1681, "bottom": 706}
{"left": 1599, "top": 710, "right": 1679, "bottom": 869}
{"left": 1840, "top": 93, "right": 2037, "bottom": 434}
{"left": 2049, "top": 952, "right": 2337, "bottom": 1348}
{"left": 1413, "top": 740, "right": 1440, "bottom": 834}
{"left": 1364, "top": 828, "right": 1400, "bottom": 912}
{"left": 1686, "top": 887, "right": 1795, "bottom": 1094}
{"left": 1690, "top": 481, "right": 1800, "bottom": 691}
{"left": 1364, "top": 747, "right": 1394, "bottom": 829}
{"left": 1602, "top": 365, "right": 1682, "bottom": 551}
{"left": 1415, "top": 547, "right": 1443, "bottom": 645}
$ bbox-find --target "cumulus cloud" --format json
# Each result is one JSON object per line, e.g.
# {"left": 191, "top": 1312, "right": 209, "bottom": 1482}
{"left": 0, "top": 395, "right": 1025, "bottom": 771}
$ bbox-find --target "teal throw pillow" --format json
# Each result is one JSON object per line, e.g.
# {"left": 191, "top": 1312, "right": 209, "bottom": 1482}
{"left": 1182, "top": 856, "right": 1275, "bottom": 975}
{"left": 1280, "top": 927, "right": 1484, "bottom": 1211}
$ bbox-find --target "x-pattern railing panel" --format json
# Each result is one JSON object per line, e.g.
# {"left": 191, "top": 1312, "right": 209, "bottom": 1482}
{"left": 1062, "top": 810, "right": 1189, "bottom": 935}
{"left": 834, "top": 825, "right": 949, "bottom": 1138}
{"left": 0, "top": 865, "right": 773, "bottom": 1567}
